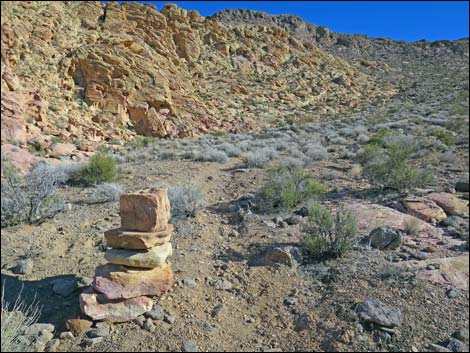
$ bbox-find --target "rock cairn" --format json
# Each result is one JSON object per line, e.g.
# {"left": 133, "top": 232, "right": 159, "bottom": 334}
{"left": 80, "top": 189, "right": 174, "bottom": 323}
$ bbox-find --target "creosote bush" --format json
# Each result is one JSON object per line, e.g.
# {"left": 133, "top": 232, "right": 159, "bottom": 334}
{"left": 431, "top": 129, "right": 455, "bottom": 146}
{"left": 362, "top": 142, "right": 433, "bottom": 191}
{"left": 1, "top": 159, "right": 70, "bottom": 226}
{"left": 78, "top": 153, "right": 117, "bottom": 185}
{"left": 302, "top": 204, "right": 357, "bottom": 260}
{"left": 255, "top": 166, "right": 326, "bottom": 213}
{"left": 156, "top": 183, "right": 205, "bottom": 219}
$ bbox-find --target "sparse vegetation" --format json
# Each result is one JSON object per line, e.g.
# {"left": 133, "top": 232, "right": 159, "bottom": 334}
{"left": 90, "top": 183, "right": 125, "bottom": 203}
{"left": 78, "top": 153, "right": 117, "bottom": 185}
{"left": 1, "top": 285, "right": 41, "bottom": 352}
{"left": 302, "top": 204, "right": 357, "bottom": 260}
{"left": 157, "top": 183, "right": 205, "bottom": 219}
{"left": 245, "top": 147, "right": 277, "bottom": 168}
{"left": 404, "top": 217, "right": 421, "bottom": 235}
{"left": 256, "top": 166, "right": 326, "bottom": 212}
{"left": 431, "top": 129, "right": 455, "bottom": 146}
{"left": 1, "top": 159, "right": 69, "bottom": 226}
{"left": 363, "top": 142, "right": 434, "bottom": 191}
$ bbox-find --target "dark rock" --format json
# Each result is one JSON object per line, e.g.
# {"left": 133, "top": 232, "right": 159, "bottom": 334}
{"left": 145, "top": 305, "right": 165, "bottom": 320}
{"left": 13, "top": 259, "right": 34, "bottom": 275}
{"left": 294, "top": 314, "right": 311, "bottom": 332}
{"left": 368, "top": 227, "right": 402, "bottom": 250}
{"left": 182, "top": 340, "right": 198, "bottom": 352}
{"left": 263, "top": 246, "right": 301, "bottom": 267}
{"left": 285, "top": 215, "right": 303, "bottom": 225}
{"left": 294, "top": 207, "right": 309, "bottom": 217}
{"left": 455, "top": 180, "right": 469, "bottom": 192}
{"left": 52, "top": 279, "right": 77, "bottom": 297}
{"left": 447, "top": 337, "right": 468, "bottom": 352}
{"left": 356, "top": 299, "right": 403, "bottom": 328}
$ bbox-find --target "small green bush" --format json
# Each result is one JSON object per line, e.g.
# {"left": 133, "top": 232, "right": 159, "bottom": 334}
{"left": 363, "top": 142, "right": 433, "bottom": 191}
{"left": 404, "top": 217, "right": 421, "bottom": 235}
{"left": 255, "top": 166, "right": 326, "bottom": 212}
{"left": 127, "top": 136, "right": 159, "bottom": 148}
{"left": 431, "top": 130, "right": 455, "bottom": 146}
{"left": 355, "top": 144, "right": 382, "bottom": 165}
{"left": 79, "top": 154, "right": 116, "bottom": 185}
{"left": 445, "top": 117, "right": 466, "bottom": 132}
{"left": 366, "top": 128, "right": 395, "bottom": 147}
{"left": 302, "top": 204, "right": 357, "bottom": 260}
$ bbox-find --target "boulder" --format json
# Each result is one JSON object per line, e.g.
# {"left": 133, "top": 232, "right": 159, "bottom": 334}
{"left": 92, "top": 263, "right": 174, "bottom": 300}
{"left": 65, "top": 318, "right": 92, "bottom": 336}
{"left": 80, "top": 288, "right": 153, "bottom": 323}
{"left": 404, "top": 197, "right": 447, "bottom": 223}
{"left": 263, "top": 246, "right": 301, "bottom": 267}
{"left": 105, "top": 242, "right": 172, "bottom": 268}
{"left": 120, "top": 189, "right": 171, "bottom": 232}
{"left": 427, "top": 192, "right": 469, "bottom": 217}
{"left": 104, "top": 225, "right": 173, "bottom": 250}
{"left": 356, "top": 299, "right": 403, "bottom": 328}
{"left": 48, "top": 143, "right": 77, "bottom": 158}
{"left": 368, "top": 227, "right": 402, "bottom": 250}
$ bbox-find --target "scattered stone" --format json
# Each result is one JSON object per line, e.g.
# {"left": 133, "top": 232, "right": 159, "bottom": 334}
{"left": 182, "top": 340, "right": 198, "bottom": 352}
{"left": 164, "top": 315, "right": 176, "bottom": 324}
{"left": 104, "top": 242, "right": 173, "bottom": 268}
{"left": 37, "top": 329, "right": 54, "bottom": 345}
{"left": 86, "top": 326, "right": 109, "bottom": 338}
{"left": 285, "top": 215, "right": 303, "bottom": 225}
{"left": 79, "top": 288, "right": 153, "bottom": 323}
{"left": 92, "top": 263, "right": 174, "bottom": 300}
{"left": 453, "top": 329, "right": 469, "bottom": 343}
{"left": 446, "top": 289, "right": 461, "bottom": 299}
{"left": 264, "top": 246, "right": 301, "bottom": 267}
{"left": 356, "top": 299, "right": 403, "bottom": 328}
{"left": 212, "top": 278, "right": 233, "bottom": 291}
{"left": 181, "top": 278, "right": 196, "bottom": 288}
{"left": 65, "top": 319, "right": 92, "bottom": 336}
{"left": 143, "top": 318, "right": 155, "bottom": 332}
{"left": 412, "top": 251, "right": 430, "bottom": 260}
{"left": 120, "top": 190, "right": 170, "bottom": 232}
{"left": 211, "top": 304, "right": 224, "bottom": 318}
{"left": 59, "top": 331, "right": 74, "bottom": 339}
{"left": 427, "top": 343, "right": 452, "bottom": 352}
{"left": 83, "top": 337, "right": 103, "bottom": 347}
{"left": 13, "top": 258, "right": 34, "bottom": 275}
{"left": 368, "top": 227, "right": 402, "bottom": 250}
{"left": 27, "top": 323, "right": 55, "bottom": 335}
{"left": 446, "top": 337, "right": 468, "bottom": 352}
{"left": 77, "top": 277, "right": 93, "bottom": 288}
{"left": 52, "top": 279, "right": 77, "bottom": 297}
{"left": 284, "top": 297, "right": 297, "bottom": 306}
{"left": 133, "top": 316, "right": 146, "bottom": 327}
{"left": 145, "top": 305, "right": 165, "bottom": 320}
{"left": 294, "top": 314, "right": 311, "bottom": 332}
{"left": 45, "top": 338, "right": 60, "bottom": 352}
{"left": 294, "top": 207, "right": 309, "bottom": 217}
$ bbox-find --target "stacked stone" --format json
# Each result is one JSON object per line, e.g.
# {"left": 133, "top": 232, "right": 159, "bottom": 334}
{"left": 80, "top": 189, "right": 174, "bottom": 323}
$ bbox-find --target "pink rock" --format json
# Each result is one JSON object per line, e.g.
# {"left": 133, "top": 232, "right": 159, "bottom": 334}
{"left": 404, "top": 197, "right": 447, "bottom": 223}
{"left": 1, "top": 143, "right": 40, "bottom": 173}
{"left": 427, "top": 192, "right": 469, "bottom": 217}
{"left": 79, "top": 288, "right": 153, "bottom": 323}
{"left": 93, "top": 263, "right": 174, "bottom": 300}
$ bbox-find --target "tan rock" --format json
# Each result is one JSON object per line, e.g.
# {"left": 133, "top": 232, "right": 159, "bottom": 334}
{"left": 65, "top": 318, "right": 92, "bottom": 336}
{"left": 120, "top": 189, "right": 171, "bottom": 232}
{"left": 104, "top": 224, "right": 173, "bottom": 250}
{"left": 79, "top": 288, "right": 153, "bottom": 323}
{"left": 49, "top": 142, "right": 77, "bottom": 158}
{"left": 93, "top": 263, "right": 174, "bottom": 300}
{"left": 427, "top": 192, "right": 469, "bottom": 217}
{"left": 105, "top": 242, "right": 173, "bottom": 268}
{"left": 404, "top": 197, "right": 447, "bottom": 223}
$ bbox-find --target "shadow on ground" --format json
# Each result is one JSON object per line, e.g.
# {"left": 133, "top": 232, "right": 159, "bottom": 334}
{"left": 1, "top": 274, "right": 83, "bottom": 330}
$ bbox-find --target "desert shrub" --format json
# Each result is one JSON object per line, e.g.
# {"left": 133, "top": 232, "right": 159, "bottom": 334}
{"left": 245, "top": 147, "right": 277, "bottom": 168}
{"left": 445, "top": 116, "right": 466, "bottom": 132}
{"left": 431, "top": 129, "right": 455, "bottom": 146}
{"left": 363, "top": 142, "right": 433, "bottom": 191}
{"left": 1, "top": 159, "right": 67, "bottom": 226}
{"left": 159, "top": 151, "right": 177, "bottom": 160}
{"left": 281, "top": 157, "right": 306, "bottom": 169}
{"left": 127, "top": 136, "right": 159, "bottom": 148}
{"left": 216, "top": 142, "right": 242, "bottom": 157}
{"left": 78, "top": 154, "right": 116, "bottom": 185}
{"left": 255, "top": 166, "right": 326, "bottom": 212}
{"left": 90, "top": 183, "right": 125, "bottom": 203}
{"left": 302, "top": 143, "right": 328, "bottom": 161}
{"left": 404, "top": 217, "right": 421, "bottom": 235}
{"left": 355, "top": 144, "right": 382, "bottom": 165}
{"left": 156, "top": 183, "right": 205, "bottom": 219}
{"left": 329, "top": 136, "right": 349, "bottom": 145}
{"left": 302, "top": 204, "right": 357, "bottom": 260}
{"left": 194, "top": 148, "right": 229, "bottom": 163}
{"left": 1, "top": 285, "right": 41, "bottom": 352}
{"left": 366, "top": 128, "right": 395, "bottom": 147}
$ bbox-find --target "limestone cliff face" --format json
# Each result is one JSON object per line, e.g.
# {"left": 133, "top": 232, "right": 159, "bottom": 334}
{"left": 1, "top": 1, "right": 394, "bottom": 148}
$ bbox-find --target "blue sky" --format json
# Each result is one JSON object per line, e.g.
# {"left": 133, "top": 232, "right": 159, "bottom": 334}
{"left": 131, "top": 1, "right": 469, "bottom": 42}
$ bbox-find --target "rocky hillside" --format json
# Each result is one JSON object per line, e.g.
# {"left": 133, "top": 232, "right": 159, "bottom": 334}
{"left": 1, "top": 1, "right": 392, "bottom": 155}
{"left": 212, "top": 9, "right": 469, "bottom": 64}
